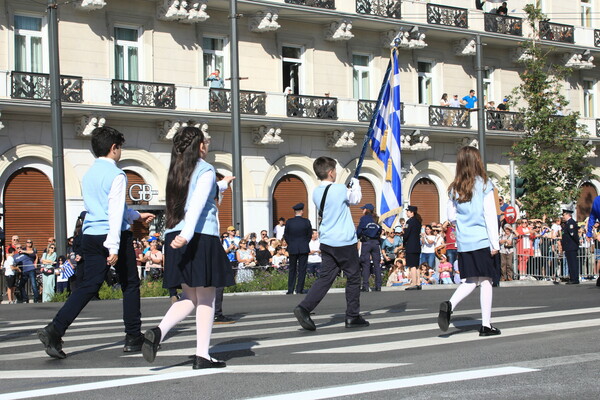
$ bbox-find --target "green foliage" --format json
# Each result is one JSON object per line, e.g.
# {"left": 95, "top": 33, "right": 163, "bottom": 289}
{"left": 509, "top": 5, "right": 594, "bottom": 218}
{"left": 224, "top": 269, "right": 347, "bottom": 293}
{"left": 140, "top": 280, "right": 170, "bottom": 297}
{"left": 98, "top": 282, "right": 123, "bottom": 300}
{"left": 50, "top": 290, "right": 70, "bottom": 302}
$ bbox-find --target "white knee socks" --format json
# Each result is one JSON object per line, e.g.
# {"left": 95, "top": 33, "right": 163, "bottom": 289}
{"left": 194, "top": 287, "right": 216, "bottom": 359}
{"left": 448, "top": 277, "right": 493, "bottom": 328}
{"left": 158, "top": 285, "right": 197, "bottom": 342}
{"left": 448, "top": 279, "right": 477, "bottom": 310}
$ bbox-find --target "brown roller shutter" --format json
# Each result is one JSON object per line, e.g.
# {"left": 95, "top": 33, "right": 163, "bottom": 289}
{"left": 124, "top": 170, "right": 149, "bottom": 240}
{"left": 216, "top": 174, "right": 233, "bottom": 234}
{"left": 577, "top": 182, "right": 598, "bottom": 222}
{"left": 410, "top": 178, "right": 440, "bottom": 225}
{"left": 350, "top": 177, "right": 377, "bottom": 226}
{"left": 272, "top": 175, "right": 308, "bottom": 229}
{"left": 3, "top": 168, "right": 54, "bottom": 257}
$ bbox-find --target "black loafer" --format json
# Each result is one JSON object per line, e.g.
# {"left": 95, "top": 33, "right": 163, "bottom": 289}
{"left": 437, "top": 301, "right": 452, "bottom": 332}
{"left": 373, "top": 287, "right": 381, "bottom": 292}
{"left": 479, "top": 325, "right": 501, "bottom": 336}
{"left": 193, "top": 356, "right": 226, "bottom": 369}
{"left": 293, "top": 306, "right": 316, "bottom": 331}
{"left": 214, "top": 315, "right": 236, "bottom": 324}
{"left": 360, "top": 287, "right": 370, "bottom": 292}
{"left": 566, "top": 281, "right": 580, "bottom": 285}
{"left": 123, "top": 333, "right": 144, "bottom": 352}
{"left": 142, "top": 327, "right": 161, "bottom": 363}
{"left": 345, "top": 315, "right": 370, "bottom": 328}
{"left": 37, "top": 323, "right": 66, "bottom": 359}
{"left": 405, "top": 285, "right": 421, "bottom": 291}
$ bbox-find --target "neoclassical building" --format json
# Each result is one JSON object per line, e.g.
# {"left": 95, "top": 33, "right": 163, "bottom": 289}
{"left": 0, "top": 0, "right": 599, "bottom": 245}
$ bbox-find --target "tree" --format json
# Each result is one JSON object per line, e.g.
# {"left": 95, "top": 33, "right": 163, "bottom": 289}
{"left": 509, "top": 5, "right": 595, "bottom": 218}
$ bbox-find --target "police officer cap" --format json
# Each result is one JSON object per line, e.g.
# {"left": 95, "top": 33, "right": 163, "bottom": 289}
{"left": 562, "top": 209, "right": 573, "bottom": 215}
{"left": 406, "top": 205, "right": 418, "bottom": 212}
{"left": 360, "top": 203, "right": 375, "bottom": 211}
{"left": 292, "top": 203, "right": 304, "bottom": 211}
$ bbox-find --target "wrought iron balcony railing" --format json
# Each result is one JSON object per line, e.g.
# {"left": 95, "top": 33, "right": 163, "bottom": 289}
{"left": 357, "top": 100, "right": 404, "bottom": 124}
{"left": 596, "top": 119, "right": 600, "bottom": 136}
{"left": 427, "top": 3, "right": 468, "bottom": 28}
{"left": 11, "top": 71, "right": 83, "bottom": 103}
{"left": 287, "top": 94, "right": 337, "bottom": 120}
{"left": 429, "top": 106, "right": 470, "bottom": 128}
{"left": 356, "top": 0, "right": 401, "bottom": 19}
{"left": 284, "top": 0, "right": 335, "bottom": 9}
{"left": 111, "top": 80, "right": 175, "bottom": 108}
{"left": 539, "top": 21, "right": 574, "bottom": 44}
{"left": 209, "top": 88, "right": 267, "bottom": 115}
{"left": 486, "top": 110, "right": 524, "bottom": 132}
{"left": 595, "top": 30, "right": 600, "bottom": 47}
{"left": 484, "top": 13, "right": 522, "bottom": 36}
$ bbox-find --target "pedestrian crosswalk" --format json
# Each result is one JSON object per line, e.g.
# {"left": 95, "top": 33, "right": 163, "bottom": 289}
{"left": 0, "top": 302, "right": 599, "bottom": 399}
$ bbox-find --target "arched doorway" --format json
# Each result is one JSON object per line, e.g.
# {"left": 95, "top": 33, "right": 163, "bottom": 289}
{"left": 272, "top": 174, "right": 308, "bottom": 232}
{"left": 350, "top": 177, "right": 376, "bottom": 226}
{"left": 216, "top": 173, "right": 233, "bottom": 233}
{"left": 577, "top": 182, "right": 598, "bottom": 222}
{"left": 125, "top": 170, "right": 150, "bottom": 240}
{"left": 410, "top": 177, "right": 440, "bottom": 224}
{"left": 3, "top": 168, "right": 54, "bottom": 254}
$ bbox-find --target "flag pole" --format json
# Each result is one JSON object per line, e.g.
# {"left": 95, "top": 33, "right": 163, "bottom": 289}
{"left": 353, "top": 48, "right": 395, "bottom": 180}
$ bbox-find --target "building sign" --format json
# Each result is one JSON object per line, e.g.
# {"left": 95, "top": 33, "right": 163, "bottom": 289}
{"left": 128, "top": 184, "right": 158, "bottom": 202}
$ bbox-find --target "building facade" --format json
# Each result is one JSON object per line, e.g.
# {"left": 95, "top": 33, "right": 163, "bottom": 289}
{"left": 0, "top": 0, "right": 599, "bottom": 245}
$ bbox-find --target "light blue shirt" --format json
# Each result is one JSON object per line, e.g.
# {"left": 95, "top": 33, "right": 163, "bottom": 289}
{"left": 313, "top": 182, "right": 357, "bottom": 247}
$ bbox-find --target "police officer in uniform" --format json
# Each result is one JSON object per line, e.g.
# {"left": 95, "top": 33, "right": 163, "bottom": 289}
{"left": 403, "top": 205, "right": 422, "bottom": 290}
{"left": 561, "top": 209, "right": 580, "bottom": 284}
{"left": 357, "top": 203, "right": 382, "bottom": 292}
{"left": 284, "top": 203, "right": 312, "bottom": 294}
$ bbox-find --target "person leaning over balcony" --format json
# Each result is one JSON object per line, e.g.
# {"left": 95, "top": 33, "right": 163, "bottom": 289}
{"left": 461, "top": 90, "right": 478, "bottom": 110}
{"left": 497, "top": 2, "right": 508, "bottom": 16}
{"left": 206, "top": 69, "right": 224, "bottom": 89}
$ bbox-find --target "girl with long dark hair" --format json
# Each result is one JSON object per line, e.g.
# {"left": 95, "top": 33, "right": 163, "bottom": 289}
{"left": 437, "top": 146, "right": 501, "bottom": 336}
{"left": 142, "top": 126, "right": 234, "bottom": 369}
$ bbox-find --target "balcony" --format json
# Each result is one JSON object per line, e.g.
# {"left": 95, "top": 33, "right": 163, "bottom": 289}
{"left": 595, "top": 30, "right": 600, "bottom": 47}
{"left": 484, "top": 13, "right": 522, "bottom": 36}
{"left": 597, "top": 119, "right": 600, "bottom": 136}
{"left": 486, "top": 110, "right": 524, "bottom": 132}
{"left": 357, "top": 100, "right": 404, "bottom": 124}
{"left": 11, "top": 71, "right": 82, "bottom": 103}
{"left": 539, "top": 21, "right": 574, "bottom": 44}
{"left": 209, "top": 88, "right": 267, "bottom": 115}
{"left": 427, "top": 4, "right": 468, "bottom": 29}
{"left": 287, "top": 94, "right": 337, "bottom": 119}
{"left": 356, "top": 0, "right": 401, "bottom": 19}
{"left": 284, "top": 0, "right": 335, "bottom": 9}
{"left": 111, "top": 80, "right": 175, "bottom": 109}
{"left": 429, "top": 106, "right": 470, "bottom": 128}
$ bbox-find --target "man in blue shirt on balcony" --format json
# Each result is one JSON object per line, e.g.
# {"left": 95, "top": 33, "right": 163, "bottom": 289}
{"left": 207, "top": 69, "right": 224, "bottom": 88}
{"left": 461, "top": 90, "right": 478, "bottom": 109}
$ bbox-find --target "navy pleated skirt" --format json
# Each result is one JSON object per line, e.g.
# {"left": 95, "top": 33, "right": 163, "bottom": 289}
{"left": 457, "top": 247, "right": 495, "bottom": 279}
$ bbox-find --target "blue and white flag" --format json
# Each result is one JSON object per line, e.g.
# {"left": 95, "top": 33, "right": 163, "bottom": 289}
{"left": 62, "top": 260, "right": 75, "bottom": 279}
{"left": 370, "top": 48, "right": 403, "bottom": 230}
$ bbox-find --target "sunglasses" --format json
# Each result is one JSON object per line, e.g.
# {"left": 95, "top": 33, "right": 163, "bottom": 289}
{"left": 27, "top": 241, "right": 32, "bottom": 243}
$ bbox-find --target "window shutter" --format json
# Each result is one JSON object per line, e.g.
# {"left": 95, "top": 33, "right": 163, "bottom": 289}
{"left": 272, "top": 175, "right": 308, "bottom": 230}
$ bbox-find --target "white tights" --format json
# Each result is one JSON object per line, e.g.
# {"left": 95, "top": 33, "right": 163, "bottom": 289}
{"left": 157, "top": 284, "right": 216, "bottom": 359}
{"left": 448, "top": 277, "right": 493, "bottom": 328}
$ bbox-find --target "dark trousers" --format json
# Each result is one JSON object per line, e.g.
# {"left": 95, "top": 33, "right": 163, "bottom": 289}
{"left": 565, "top": 250, "right": 579, "bottom": 283}
{"left": 299, "top": 243, "right": 361, "bottom": 318}
{"left": 52, "top": 231, "right": 141, "bottom": 337}
{"left": 19, "top": 269, "right": 40, "bottom": 302}
{"left": 288, "top": 253, "right": 308, "bottom": 293}
{"left": 214, "top": 287, "right": 224, "bottom": 317}
{"left": 360, "top": 239, "right": 381, "bottom": 289}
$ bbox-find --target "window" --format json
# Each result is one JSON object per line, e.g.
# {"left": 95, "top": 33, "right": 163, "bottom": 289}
{"left": 483, "top": 68, "right": 494, "bottom": 104}
{"left": 581, "top": 0, "right": 592, "bottom": 28}
{"left": 282, "top": 46, "right": 302, "bottom": 94}
{"left": 115, "top": 27, "right": 140, "bottom": 80}
{"left": 417, "top": 61, "right": 432, "bottom": 105}
{"left": 203, "top": 36, "right": 226, "bottom": 86}
{"left": 14, "top": 15, "right": 44, "bottom": 73}
{"left": 583, "top": 79, "right": 595, "bottom": 118}
{"left": 353, "top": 54, "right": 371, "bottom": 100}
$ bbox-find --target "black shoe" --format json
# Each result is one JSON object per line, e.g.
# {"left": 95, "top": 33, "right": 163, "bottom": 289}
{"left": 123, "top": 333, "right": 144, "bottom": 352}
{"left": 405, "top": 285, "right": 422, "bottom": 291}
{"left": 360, "top": 287, "right": 370, "bottom": 292}
{"left": 566, "top": 281, "right": 580, "bottom": 285}
{"left": 142, "top": 327, "right": 161, "bottom": 363}
{"left": 193, "top": 355, "right": 226, "bottom": 369}
{"left": 345, "top": 315, "right": 370, "bottom": 328}
{"left": 295, "top": 289, "right": 308, "bottom": 294}
{"left": 596, "top": 277, "right": 600, "bottom": 287}
{"left": 293, "top": 306, "right": 316, "bottom": 331}
{"left": 213, "top": 315, "right": 236, "bottom": 324}
{"left": 373, "top": 287, "right": 381, "bottom": 292}
{"left": 479, "top": 325, "right": 501, "bottom": 336}
{"left": 37, "top": 323, "right": 66, "bottom": 359}
{"left": 437, "top": 301, "right": 452, "bottom": 332}
{"left": 286, "top": 291, "right": 293, "bottom": 295}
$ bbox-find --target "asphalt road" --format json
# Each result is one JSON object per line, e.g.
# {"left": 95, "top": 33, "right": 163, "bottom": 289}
{"left": 1, "top": 283, "right": 599, "bottom": 400}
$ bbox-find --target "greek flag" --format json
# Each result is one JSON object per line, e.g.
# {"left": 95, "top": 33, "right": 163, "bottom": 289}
{"left": 62, "top": 260, "right": 75, "bottom": 279}
{"left": 369, "top": 48, "right": 403, "bottom": 230}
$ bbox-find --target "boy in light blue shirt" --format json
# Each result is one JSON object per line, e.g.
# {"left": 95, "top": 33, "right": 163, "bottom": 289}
{"left": 294, "top": 156, "right": 369, "bottom": 330}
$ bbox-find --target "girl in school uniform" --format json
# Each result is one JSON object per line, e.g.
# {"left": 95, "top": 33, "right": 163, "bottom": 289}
{"left": 437, "top": 146, "right": 501, "bottom": 336}
{"left": 142, "top": 126, "right": 234, "bottom": 369}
